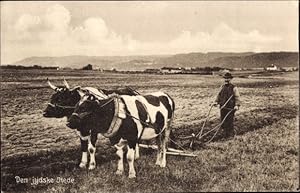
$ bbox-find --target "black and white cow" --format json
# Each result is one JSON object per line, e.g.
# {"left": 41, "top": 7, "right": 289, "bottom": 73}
{"left": 67, "top": 91, "right": 175, "bottom": 178}
{"left": 43, "top": 79, "right": 138, "bottom": 169}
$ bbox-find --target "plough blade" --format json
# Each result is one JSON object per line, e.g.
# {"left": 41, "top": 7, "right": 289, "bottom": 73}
{"left": 166, "top": 151, "right": 197, "bottom": 157}
{"left": 138, "top": 144, "right": 197, "bottom": 157}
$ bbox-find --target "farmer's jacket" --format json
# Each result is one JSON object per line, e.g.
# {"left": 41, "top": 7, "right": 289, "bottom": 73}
{"left": 215, "top": 83, "right": 241, "bottom": 109}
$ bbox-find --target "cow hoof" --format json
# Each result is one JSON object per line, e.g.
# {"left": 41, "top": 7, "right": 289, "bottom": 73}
{"left": 128, "top": 173, "right": 136, "bottom": 178}
{"left": 88, "top": 164, "right": 96, "bottom": 170}
{"left": 79, "top": 162, "right": 87, "bottom": 168}
{"left": 115, "top": 170, "right": 123, "bottom": 175}
{"left": 160, "top": 162, "right": 166, "bottom": 168}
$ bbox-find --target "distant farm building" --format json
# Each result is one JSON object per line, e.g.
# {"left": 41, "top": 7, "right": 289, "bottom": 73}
{"left": 265, "top": 64, "right": 278, "bottom": 71}
{"left": 82, "top": 64, "right": 93, "bottom": 70}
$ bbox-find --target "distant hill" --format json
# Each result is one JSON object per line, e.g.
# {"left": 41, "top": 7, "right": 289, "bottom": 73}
{"left": 155, "top": 52, "right": 254, "bottom": 67}
{"left": 13, "top": 52, "right": 298, "bottom": 71}
{"left": 156, "top": 52, "right": 298, "bottom": 69}
{"left": 13, "top": 55, "right": 170, "bottom": 71}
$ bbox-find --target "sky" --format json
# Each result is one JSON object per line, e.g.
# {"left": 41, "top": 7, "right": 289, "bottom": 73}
{"left": 1, "top": 1, "right": 298, "bottom": 64}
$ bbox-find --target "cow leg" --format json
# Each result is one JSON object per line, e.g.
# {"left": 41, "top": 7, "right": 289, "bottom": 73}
{"left": 114, "top": 139, "right": 127, "bottom": 175}
{"left": 127, "top": 143, "right": 136, "bottom": 178}
{"left": 135, "top": 144, "right": 140, "bottom": 160}
{"left": 88, "top": 133, "right": 97, "bottom": 170}
{"left": 79, "top": 138, "right": 88, "bottom": 168}
{"left": 160, "top": 128, "right": 170, "bottom": 168}
{"left": 155, "top": 136, "right": 162, "bottom": 166}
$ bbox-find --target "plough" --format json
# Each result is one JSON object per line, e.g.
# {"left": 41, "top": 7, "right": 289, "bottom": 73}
{"left": 177, "top": 95, "right": 235, "bottom": 149}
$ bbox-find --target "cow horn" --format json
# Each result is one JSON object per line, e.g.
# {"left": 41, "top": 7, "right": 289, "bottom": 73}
{"left": 63, "top": 77, "right": 70, "bottom": 89}
{"left": 47, "top": 78, "right": 58, "bottom": 90}
{"left": 78, "top": 89, "right": 85, "bottom": 97}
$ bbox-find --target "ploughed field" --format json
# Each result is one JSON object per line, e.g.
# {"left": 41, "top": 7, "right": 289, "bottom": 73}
{"left": 1, "top": 69, "right": 298, "bottom": 192}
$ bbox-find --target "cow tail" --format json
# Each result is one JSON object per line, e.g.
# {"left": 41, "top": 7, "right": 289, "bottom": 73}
{"left": 168, "top": 96, "right": 177, "bottom": 149}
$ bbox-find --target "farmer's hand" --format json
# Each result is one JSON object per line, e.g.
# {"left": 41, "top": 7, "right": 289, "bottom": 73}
{"left": 234, "top": 106, "right": 239, "bottom": 111}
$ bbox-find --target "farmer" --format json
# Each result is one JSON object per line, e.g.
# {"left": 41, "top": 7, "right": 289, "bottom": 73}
{"left": 213, "top": 72, "right": 241, "bottom": 138}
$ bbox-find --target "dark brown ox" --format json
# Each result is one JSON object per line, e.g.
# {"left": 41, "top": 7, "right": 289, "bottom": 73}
{"left": 67, "top": 91, "right": 175, "bottom": 178}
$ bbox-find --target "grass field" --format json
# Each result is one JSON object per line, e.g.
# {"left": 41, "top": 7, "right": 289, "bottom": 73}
{"left": 1, "top": 69, "right": 299, "bottom": 192}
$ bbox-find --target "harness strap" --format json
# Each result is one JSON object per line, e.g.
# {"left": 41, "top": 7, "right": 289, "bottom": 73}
{"left": 137, "top": 126, "right": 146, "bottom": 144}
{"left": 49, "top": 103, "right": 76, "bottom": 109}
{"left": 99, "top": 98, "right": 115, "bottom": 108}
{"left": 135, "top": 117, "right": 167, "bottom": 144}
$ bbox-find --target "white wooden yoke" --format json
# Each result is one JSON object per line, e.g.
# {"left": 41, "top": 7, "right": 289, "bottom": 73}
{"left": 103, "top": 97, "right": 126, "bottom": 137}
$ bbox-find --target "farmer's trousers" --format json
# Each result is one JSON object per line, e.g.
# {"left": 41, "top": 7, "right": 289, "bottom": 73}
{"left": 220, "top": 108, "right": 235, "bottom": 136}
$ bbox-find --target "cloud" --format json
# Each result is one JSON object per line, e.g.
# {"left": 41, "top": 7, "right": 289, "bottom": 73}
{"left": 71, "top": 17, "right": 109, "bottom": 44}
{"left": 14, "top": 14, "right": 41, "bottom": 41}
{"left": 164, "top": 23, "right": 282, "bottom": 53}
{"left": 44, "top": 4, "right": 71, "bottom": 30}
{"left": 14, "top": 14, "right": 41, "bottom": 32}
{"left": 12, "top": 4, "right": 71, "bottom": 43}
{"left": 6, "top": 4, "right": 283, "bottom": 62}
{"left": 40, "top": 4, "right": 71, "bottom": 44}
{"left": 126, "top": 23, "right": 281, "bottom": 55}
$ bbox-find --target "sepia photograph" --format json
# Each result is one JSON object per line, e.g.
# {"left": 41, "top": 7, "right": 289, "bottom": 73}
{"left": 1, "top": 1, "right": 299, "bottom": 192}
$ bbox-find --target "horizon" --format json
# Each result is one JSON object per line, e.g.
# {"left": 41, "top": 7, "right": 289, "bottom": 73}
{"left": 9, "top": 50, "right": 299, "bottom": 64}
{"left": 1, "top": 1, "right": 298, "bottom": 64}
{"left": 1, "top": 51, "right": 296, "bottom": 69}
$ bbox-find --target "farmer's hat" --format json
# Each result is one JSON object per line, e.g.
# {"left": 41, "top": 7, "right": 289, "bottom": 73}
{"left": 223, "top": 72, "right": 233, "bottom": 79}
